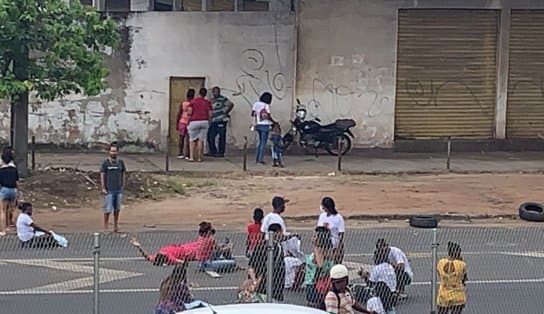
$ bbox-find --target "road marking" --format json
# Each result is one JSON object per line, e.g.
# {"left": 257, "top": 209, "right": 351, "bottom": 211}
{"left": 1, "top": 250, "right": 541, "bottom": 263}
{"left": 1, "top": 277, "right": 544, "bottom": 295}
{"left": 3, "top": 259, "right": 142, "bottom": 294}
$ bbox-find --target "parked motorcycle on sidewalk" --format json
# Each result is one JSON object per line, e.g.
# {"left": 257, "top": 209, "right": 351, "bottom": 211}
{"left": 282, "top": 99, "right": 356, "bottom": 156}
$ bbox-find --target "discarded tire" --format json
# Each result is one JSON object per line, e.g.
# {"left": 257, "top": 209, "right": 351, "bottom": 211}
{"left": 519, "top": 202, "right": 544, "bottom": 222}
{"left": 409, "top": 215, "right": 438, "bottom": 229}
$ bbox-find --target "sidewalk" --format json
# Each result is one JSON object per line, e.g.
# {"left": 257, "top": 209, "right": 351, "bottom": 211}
{"left": 33, "top": 151, "right": 544, "bottom": 174}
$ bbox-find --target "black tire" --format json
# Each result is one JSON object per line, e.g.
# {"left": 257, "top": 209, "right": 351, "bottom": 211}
{"left": 409, "top": 215, "right": 438, "bottom": 229}
{"left": 326, "top": 134, "right": 352, "bottom": 156}
{"left": 519, "top": 202, "right": 544, "bottom": 222}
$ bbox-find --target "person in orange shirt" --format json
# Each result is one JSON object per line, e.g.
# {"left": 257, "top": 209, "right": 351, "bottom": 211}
{"left": 176, "top": 89, "right": 194, "bottom": 159}
{"left": 437, "top": 242, "right": 468, "bottom": 314}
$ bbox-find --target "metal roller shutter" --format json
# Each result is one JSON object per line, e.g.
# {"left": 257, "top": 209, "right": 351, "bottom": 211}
{"left": 395, "top": 10, "right": 499, "bottom": 139}
{"left": 507, "top": 10, "right": 544, "bottom": 138}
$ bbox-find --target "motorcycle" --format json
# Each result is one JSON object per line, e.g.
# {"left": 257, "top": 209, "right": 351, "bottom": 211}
{"left": 282, "top": 99, "right": 356, "bottom": 156}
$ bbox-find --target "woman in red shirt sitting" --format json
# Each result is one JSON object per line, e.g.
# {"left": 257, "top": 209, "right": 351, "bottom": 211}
{"left": 131, "top": 221, "right": 231, "bottom": 267}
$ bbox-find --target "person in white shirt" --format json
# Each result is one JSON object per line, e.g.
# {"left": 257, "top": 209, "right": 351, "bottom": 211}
{"left": 367, "top": 281, "right": 398, "bottom": 314}
{"left": 363, "top": 248, "right": 397, "bottom": 293}
{"left": 261, "top": 196, "right": 288, "bottom": 236}
{"left": 251, "top": 92, "right": 274, "bottom": 164}
{"left": 316, "top": 196, "right": 345, "bottom": 263}
{"left": 16, "top": 202, "right": 57, "bottom": 248}
{"left": 376, "top": 239, "right": 413, "bottom": 297}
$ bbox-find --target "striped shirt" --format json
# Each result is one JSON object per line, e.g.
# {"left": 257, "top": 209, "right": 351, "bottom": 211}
{"left": 211, "top": 95, "right": 230, "bottom": 123}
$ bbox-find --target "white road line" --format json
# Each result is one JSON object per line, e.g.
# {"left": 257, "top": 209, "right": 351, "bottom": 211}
{"left": 3, "top": 259, "right": 142, "bottom": 294}
{"left": 1, "top": 277, "right": 543, "bottom": 295}
{"left": 1, "top": 250, "right": 541, "bottom": 263}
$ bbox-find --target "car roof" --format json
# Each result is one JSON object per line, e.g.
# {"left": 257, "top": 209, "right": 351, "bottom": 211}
{"left": 183, "top": 303, "right": 327, "bottom": 314}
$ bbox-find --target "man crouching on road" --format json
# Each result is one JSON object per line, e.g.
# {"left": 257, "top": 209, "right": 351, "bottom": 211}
{"left": 100, "top": 142, "right": 126, "bottom": 233}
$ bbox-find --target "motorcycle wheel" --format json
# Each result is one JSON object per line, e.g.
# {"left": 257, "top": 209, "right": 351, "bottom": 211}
{"left": 326, "top": 134, "right": 352, "bottom": 156}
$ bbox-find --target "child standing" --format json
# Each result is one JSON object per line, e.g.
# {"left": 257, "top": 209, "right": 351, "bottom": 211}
{"left": 270, "top": 123, "right": 284, "bottom": 168}
{"left": 246, "top": 208, "right": 264, "bottom": 257}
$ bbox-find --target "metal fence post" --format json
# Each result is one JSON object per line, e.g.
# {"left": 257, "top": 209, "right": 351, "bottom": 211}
{"left": 31, "top": 135, "right": 36, "bottom": 171}
{"left": 446, "top": 137, "right": 452, "bottom": 171}
{"left": 93, "top": 232, "right": 100, "bottom": 314}
{"left": 337, "top": 137, "right": 343, "bottom": 172}
{"left": 431, "top": 228, "right": 438, "bottom": 314}
{"left": 165, "top": 135, "right": 170, "bottom": 173}
{"left": 243, "top": 136, "right": 248, "bottom": 172}
{"left": 266, "top": 231, "right": 274, "bottom": 303}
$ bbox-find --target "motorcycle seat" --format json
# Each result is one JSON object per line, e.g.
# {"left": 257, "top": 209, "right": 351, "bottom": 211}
{"left": 335, "top": 119, "right": 356, "bottom": 130}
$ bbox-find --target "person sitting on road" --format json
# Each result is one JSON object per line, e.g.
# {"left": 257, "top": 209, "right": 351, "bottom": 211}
{"left": 375, "top": 238, "right": 413, "bottom": 298}
{"left": 361, "top": 248, "right": 397, "bottom": 294}
{"left": 132, "top": 221, "right": 226, "bottom": 266}
{"left": 196, "top": 223, "right": 236, "bottom": 272}
{"left": 16, "top": 202, "right": 59, "bottom": 248}
{"left": 243, "top": 223, "right": 286, "bottom": 303}
{"left": 325, "top": 264, "right": 373, "bottom": 314}
{"left": 437, "top": 242, "right": 467, "bottom": 314}
{"left": 154, "top": 261, "right": 207, "bottom": 314}
{"left": 305, "top": 226, "right": 334, "bottom": 309}
{"left": 246, "top": 208, "right": 264, "bottom": 258}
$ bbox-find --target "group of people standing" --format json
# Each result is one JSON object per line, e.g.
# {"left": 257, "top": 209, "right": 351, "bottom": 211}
{"left": 176, "top": 87, "right": 234, "bottom": 162}
{"left": 175, "top": 87, "right": 285, "bottom": 167}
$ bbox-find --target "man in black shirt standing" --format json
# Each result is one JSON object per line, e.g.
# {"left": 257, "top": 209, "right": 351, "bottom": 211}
{"left": 248, "top": 223, "right": 286, "bottom": 302}
{"left": 100, "top": 143, "right": 126, "bottom": 233}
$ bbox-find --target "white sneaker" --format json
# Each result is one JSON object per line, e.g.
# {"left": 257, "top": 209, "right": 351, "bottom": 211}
{"left": 177, "top": 155, "right": 185, "bottom": 159}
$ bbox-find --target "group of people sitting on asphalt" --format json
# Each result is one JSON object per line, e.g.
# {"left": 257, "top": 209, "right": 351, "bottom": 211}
{"left": 124, "top": 194, "right": 467, "bottom": 314}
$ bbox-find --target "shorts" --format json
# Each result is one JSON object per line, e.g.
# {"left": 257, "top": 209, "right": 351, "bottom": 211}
{"left": 178, "top": 121, "right": 188, "bottom": 137}
{"left": 0, "top": 187, "right": 17, "bottom": 202}
{"left": 188, "top": 120, "right": 209, "bottom": 142}
{"left": 104, "top": 191, "right": 122, "bottom": 214}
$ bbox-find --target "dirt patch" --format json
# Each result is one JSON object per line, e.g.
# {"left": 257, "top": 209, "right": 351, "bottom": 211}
{"left": 14, "top": 171, "right": 544, "bottom": 233}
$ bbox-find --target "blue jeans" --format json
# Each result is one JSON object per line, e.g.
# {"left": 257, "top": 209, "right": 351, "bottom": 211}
{"left": 207, "top": 121, "right": 228, "bottom": 156}
{"left": 255, "top": 124, "right": 270, "bottom": 163}
{"left": 198, "top": 259, "right": 237, "bottom": 272}
{"left": 103, "top": 191, "right": 122, "bottom": 214}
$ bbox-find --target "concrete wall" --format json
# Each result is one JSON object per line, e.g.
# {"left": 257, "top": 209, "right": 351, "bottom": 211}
{"left": 296, "top": 0, "right": 544, "bottom": 148}
{"left": 125, "top": 11, "right": 295, "bottom": 149}
{"left": 0, "top": 11, "right": 296, "bottom": 151}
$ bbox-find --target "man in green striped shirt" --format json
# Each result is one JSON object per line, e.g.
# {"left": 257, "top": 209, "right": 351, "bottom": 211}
{"left": 207, "top": 86, "right": 234, "bottom": 157}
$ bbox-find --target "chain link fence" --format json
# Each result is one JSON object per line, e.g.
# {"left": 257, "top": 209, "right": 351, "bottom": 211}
{"left": 1, "top": 226, "right": 544, "bottom": 313}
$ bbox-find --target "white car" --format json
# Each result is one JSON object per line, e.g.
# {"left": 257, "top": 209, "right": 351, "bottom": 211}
{"left": 183, "top": 303, "right": 327, "bottom": 314}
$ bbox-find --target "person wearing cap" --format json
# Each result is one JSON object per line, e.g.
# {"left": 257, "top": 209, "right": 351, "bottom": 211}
{"left": 375, "top": 239, "right": 413, "bottom": 298}
{"left": 325, "top": 264, "right": 373, "bottom": 314}
{"left": 261, "top": 196, "right": 288, "bottom": 235}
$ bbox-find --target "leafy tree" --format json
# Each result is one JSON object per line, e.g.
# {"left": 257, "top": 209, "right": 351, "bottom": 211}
{"left": 0, "top": 0, "right": 119, "bottom": 176}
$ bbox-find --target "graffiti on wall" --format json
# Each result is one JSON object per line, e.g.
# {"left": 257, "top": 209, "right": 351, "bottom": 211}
{"left": 224, "top": 48, "right": 289, "bottom": 108}
{"left": 403, "top": 79, "right": 483, "bottom": 109}
{"left": 307, "top": 61, "right": 393, "bottom": 120}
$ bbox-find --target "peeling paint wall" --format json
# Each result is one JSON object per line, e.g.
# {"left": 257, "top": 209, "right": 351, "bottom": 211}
{"left": 296, "top": 0, "right": 401, "bottom": 148}
{"left": 125, "top": 12, "right": 296, "bottom": 149}
{"left": 0, "top": 12, "right": 295, "bottom": 151}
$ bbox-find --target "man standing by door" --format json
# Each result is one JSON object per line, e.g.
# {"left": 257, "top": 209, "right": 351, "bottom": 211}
{"left": 100, "top": 142, "right": 126, "bottom": 233}
{"left": 207, "top": 87, "right": 234, "bottom": 157}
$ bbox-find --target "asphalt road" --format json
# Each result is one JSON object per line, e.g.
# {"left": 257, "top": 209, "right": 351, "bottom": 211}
{"left": 1, "top": 226, "right": 544, "bottom": 314}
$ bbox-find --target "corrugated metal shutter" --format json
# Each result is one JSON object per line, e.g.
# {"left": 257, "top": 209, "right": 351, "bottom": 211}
{"left": 506, "top": 10, "right": 544, "bottom": 138}
{"left": 395, "top": 10, "right": 499, "bottom": 139}
{"left": 182, "top": 0, "right": 202, "bottom": 11}
{"left": 211, "top": 0, "right": 234, "bottom": 11}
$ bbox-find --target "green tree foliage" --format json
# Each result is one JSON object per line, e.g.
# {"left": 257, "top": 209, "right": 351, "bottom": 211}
{"left": 0, "top": 0, "right": 120, "bottom": 175}
{"left": 0, "top": 0, "right": 119, "bottom": 100}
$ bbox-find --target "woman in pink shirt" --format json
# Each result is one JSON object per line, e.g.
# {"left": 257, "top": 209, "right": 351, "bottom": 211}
{"left": 176, "top": 89, "right": 194, "bottom": 159}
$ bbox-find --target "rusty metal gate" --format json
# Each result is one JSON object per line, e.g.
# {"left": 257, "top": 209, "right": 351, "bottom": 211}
{"left": 506, "top": 10, "right": 544, "bottom": 139}
{"left": 395, "top": 9, "right": 499, "bottom": 139}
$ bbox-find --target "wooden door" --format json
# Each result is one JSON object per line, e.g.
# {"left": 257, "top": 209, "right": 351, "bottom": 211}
{"left": 169, "top": 77, "right": 205, "bottom": 155}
